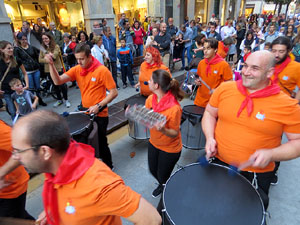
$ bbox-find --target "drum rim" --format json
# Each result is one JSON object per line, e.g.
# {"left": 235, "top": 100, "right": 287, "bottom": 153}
{"left": 67, "top": 114, "right": 93, "bottom": 136}
{"left": 182, "top": 105, "right": 205, "bottom": 116}
{"left": 162, "top": 162, "right": 266, "bottom": 225}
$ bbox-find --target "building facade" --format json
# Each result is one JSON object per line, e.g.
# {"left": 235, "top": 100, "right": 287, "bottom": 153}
{"left": 1, "top": 0, "right": 246, "bottom": 42}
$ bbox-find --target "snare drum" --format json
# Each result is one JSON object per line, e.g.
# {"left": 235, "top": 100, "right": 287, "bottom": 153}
{"left": 163, "top": 163, "right": 265, "bottom": 225}
{"left": 124, "top": 95, "right": 150, "bottom": 140}
{"left": 64, "top": 113, "right": 93, "bottom": 144}
{"left": 181, "top": 105, "right": 206, "bottom": 149}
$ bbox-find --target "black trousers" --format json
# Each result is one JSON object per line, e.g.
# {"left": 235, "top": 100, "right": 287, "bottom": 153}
{"left": 0, "top": 191, "right": 34, "bottom": 220}
{"left": 120, "top": 65, "right": 134, "bottom": 85}
{"left": 94, "top": 116, "right": 113, "bottom": 168}
{"left": 46, "top": 72, "right": 68, "bottom": 100}
{"left": 109, "top": 61, "right": 119, "bottom": 88}
{"left": 148, "top": 142, "right": 181, "bottom": 185}
{"left": 212, "top": 157, "right": 274, "bottom": 210}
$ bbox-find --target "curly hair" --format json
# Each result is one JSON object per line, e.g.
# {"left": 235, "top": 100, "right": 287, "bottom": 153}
{"left": 145, "top": 46, "right": 162, "bottom": 66}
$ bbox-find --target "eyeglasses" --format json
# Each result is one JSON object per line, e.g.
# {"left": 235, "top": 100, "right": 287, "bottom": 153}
{"left": 12, "top": 146, "right": 39, "bottom": 155}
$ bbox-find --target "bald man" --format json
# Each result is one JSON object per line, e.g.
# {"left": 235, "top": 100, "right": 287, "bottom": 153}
{"left": 11, "top": 110, "right": 162, "bottom": 225}
{"left": 202, "top": 50, "right": 300, "bottom": 209}
{"left": 154, "top": 22, "right": 171, "bottom": 66}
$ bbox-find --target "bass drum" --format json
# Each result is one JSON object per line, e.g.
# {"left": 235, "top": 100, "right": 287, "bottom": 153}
{"left": 163, "top": 163, "right": 265, "bottom": 225}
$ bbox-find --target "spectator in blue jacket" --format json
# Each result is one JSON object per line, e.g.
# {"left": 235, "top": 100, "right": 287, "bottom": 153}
{"left": 117, "top": 39, "right": 134, "bottom": 88}
{"left": 119, "top": 20, "right": 136, "bottom": 56}
{"left": 176, "top": 24, "right": 193, "bottom": 70}
{"left": 103, "top": 26, "right": 119, "bottom": 89}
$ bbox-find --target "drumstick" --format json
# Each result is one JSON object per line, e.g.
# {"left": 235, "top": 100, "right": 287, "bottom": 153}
{"left": 62, "top": 105, "right": 107, "bottom": 117}
{"left": 197, "top": 76, "right": 213, "bottom": 94}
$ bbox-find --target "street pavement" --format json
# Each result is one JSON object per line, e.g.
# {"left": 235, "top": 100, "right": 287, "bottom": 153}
{"left": 1, "top": 67, "right": 300, "bottom": 225}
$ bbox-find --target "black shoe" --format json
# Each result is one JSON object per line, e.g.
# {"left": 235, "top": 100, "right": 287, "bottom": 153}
{"left": 123, "top": 84, "right": 127, "bottom": 89}
{"left": 152, "top": 184, "right": 163, "bottom": 198}
{"left": 179, "top": 67, "right": 184, "bottom": 71}
{"left": 270, "top": 173, "right": 278, "bottom": 185}
{"left": 39, "top": 100, "right": 47, "bottom": 106}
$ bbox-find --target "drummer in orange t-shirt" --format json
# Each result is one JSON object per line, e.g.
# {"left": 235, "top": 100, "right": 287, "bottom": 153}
{"left": 0, "top": 120, "right": 33, "bottom": 220}
{"left": 145, "top": 69, "right": 184, "bottom": 198}
{"left": 11, "top": 110, "right": 161, "bottom": 225}
{"left": 194, "top": 38, "right": 232, "bottom": 107}
{"left": 44, "top": 42, "right": 118, "bottom": 169}
{"left": 135, "top": 46, "right": 171, "bottom": 97}
{"left": 271, "top": 36, "right": 300, "bottom": 102}
{"left": 202, "top": 50, "right": 300, "bottom": 209}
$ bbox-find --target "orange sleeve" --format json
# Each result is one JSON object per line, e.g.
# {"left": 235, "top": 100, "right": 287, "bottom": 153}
{"left": 283, "top": 102, "right": 300, "bottom": 133}
{"left": 96, "top": 182, "right": 141, "bottom": 218}
{"left": 0, "top": 120, "right": 12, "bottom": 152}
{"left": 65, "top": 66, "right": 78, "bottom": 81}
{"left": 166, "top": 105, "right": 182, "bottom": 131}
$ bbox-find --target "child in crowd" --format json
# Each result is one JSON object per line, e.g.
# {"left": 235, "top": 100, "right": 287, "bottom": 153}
{"left": 117, "top": 38, "right": 134, "bottom": 88}
{"left": 237, "top": 45, "right": 251, "bottom": 71}
{"left": 172, "top": 33, "right": 184, "bottom": 61}
{"left": 264, "top": 42, "right": 271, "bottom": 50}
{"left": 278, "top": 27, "right": 285, "bottom": 36}
{"left": 9, "top": 78, "right": 38, "bottom": 121}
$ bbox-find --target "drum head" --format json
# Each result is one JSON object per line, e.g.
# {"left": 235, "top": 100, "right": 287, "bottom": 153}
{"left": 64, "top": 114, "right": 91, "bottom": 136}
{"left": 163, "top": 163, "right": 264, "bottom": 225}
{"left": 124, "top": 95, "right": 147, "bottom": 109}
{"left": 183, "top": 105, "right": 205, "bottom": 116}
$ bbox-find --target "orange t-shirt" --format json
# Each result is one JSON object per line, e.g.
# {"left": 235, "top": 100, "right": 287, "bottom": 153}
{"left": 66, "top": 65, "right": 116, "bottom": 117}
{"left": 0, "top": 120, "right": 29, "bottom": 199}
{"left": 194, "top": 59, "right": 232, "bottom": 107}
{"left": 139, "top": 62, "right": 171, "bottom": 96}
{"left": 209, "top": 81, "right": 300, "bottom": 173}
{"left": 217, "top": 42, "right": 227, "bottom": 58}
{"left": 271, "top": 60, "right": 300, "bottom": 96}
{"left": 145, "top": 94, "right": 182, "bottom": 153}
{"left": 56, "top": 160, "right": 141, "bottom": 225}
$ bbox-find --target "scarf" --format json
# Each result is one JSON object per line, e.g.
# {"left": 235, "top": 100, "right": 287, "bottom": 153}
{"left": 69, "top": 42, "right": 76, "bottom": 51}
{"left": 273, "top": 56, "right": 291, "bottom": 83}
{"left": 205, "top": 54, "right": 224, "bottom": 76}
{"left": 236, "top": 80, "right": 281, "bottom": 117}
{"left": 243, "top": 52, "right": 251, "bottom": 62}
{"left": 42, "top": 141, "right": 95, "bottom": 225}
{"left": 80, "top": 56, "right": 102, "bottom": 76}
{"left": 146, "top": 62, "right": 161, "bottom": 69}
{"left": 244, "top": 38, "right": 254, "bottom": 46}
{"left": 152, "top": 91, "right": 179, "bottom": 112}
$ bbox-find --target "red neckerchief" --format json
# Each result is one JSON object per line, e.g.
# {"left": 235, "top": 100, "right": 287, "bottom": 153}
{"left": 146, "top": 62, "right": 161, "bottom": 69}
{"left": 42, "top": 141, "right": 95, "bottom": 225}
{"left": 152, "top": 91, "right": 179, "bottom": 112}
{"left": 273, "top": 56, "right": 291, "bottom": 83}
{"left": 205, "top": 54, "right": 224, "bottom": 76}
{"left": 80, "top": 56, "right": 102, "bottom": 76}
{"left": 243, "top": 52, "right": 251, "bottom": 62}
{"left": 236, "top": 80, "right": 281, "bottom": 117}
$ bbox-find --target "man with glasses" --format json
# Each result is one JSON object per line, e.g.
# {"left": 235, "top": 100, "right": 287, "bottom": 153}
{"left": 0, "top": 120, "right": 34, "bottom": 220}
{"left": 11, "top": 110, "right": 161, "bottom": 225}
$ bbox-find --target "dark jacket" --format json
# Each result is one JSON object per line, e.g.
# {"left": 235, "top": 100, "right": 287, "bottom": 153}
{"left": 0, "top": 58, "right": 22, "bottom": 94}
{"left": 117, "top": 46, "right": 133, "bottom": 66}
{"left": 206, "top": 31, "right": 222, "bottom": 41}
{"left": 48, "top": 29, "right": 63, "bottom": 46}
{"left": 154, "top": 33, "right": 171, "bottom": 53}
{"left": 14, "top": 45, "right": 40, "bottom": 72}
{"left": 103, "top": 35, "right": 117, "bottom": 62}
{"left": 61, "top": 43, "right": 76, "bottom": 67}
{"left": 166, "top": 25, "right": 178, "bottom": 38}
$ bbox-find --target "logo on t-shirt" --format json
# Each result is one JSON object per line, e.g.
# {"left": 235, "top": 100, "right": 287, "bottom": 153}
{"left": 255, "top": 111, "right": 265, "bottom": 121}
{"left": 282, "top": 76, "right": 289, "bottom": 81}
{"left": 65, "top": 202, "right": 76, "bottom": 214}
{"left": 213, "top": 70, "right": 218, "bottom": 74}
{"left": 91, "top": 77, "right": 96, "bottom": 82}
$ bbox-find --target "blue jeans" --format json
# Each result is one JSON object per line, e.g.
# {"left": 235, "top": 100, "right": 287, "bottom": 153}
{"left": 295, "top": 56, "right": 300, "bottom": 63}
{"left": 4, "top": 93, "right": 16, "bottom": 120}
{"left": 137, "top": 44, "right": 144, "bottom": 56}
{"left": 120, "top": 65, "right": 134, "bottom": 85}
{"left": 181, "top": 45, "right": 192, "bottom": 68}
{"left": 28, "top": 70, "right": 40, "bottom": 90}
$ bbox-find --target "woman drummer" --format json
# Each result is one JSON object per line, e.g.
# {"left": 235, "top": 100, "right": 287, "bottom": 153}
{"left": 145, "top": 69, "right": 184, "bottom": 197}
{"left": 135, "top": 46, "right": 171, "bottom": 97}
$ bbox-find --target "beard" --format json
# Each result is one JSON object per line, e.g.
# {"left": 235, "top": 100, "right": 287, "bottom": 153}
{"left": 275, "top": 53, "right": 289, "bottom": 65}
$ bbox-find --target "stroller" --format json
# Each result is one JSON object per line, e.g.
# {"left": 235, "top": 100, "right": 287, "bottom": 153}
{"left": 181, "top": 58, "right": 202, "bottom": 100}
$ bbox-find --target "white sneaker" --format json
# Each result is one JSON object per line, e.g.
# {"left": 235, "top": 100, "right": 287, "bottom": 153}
{"left": 65, "top": 100, "right": 71, "bottom": 108}
{"left": 53, "top": 100, "right": 63, "bottom": 108}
